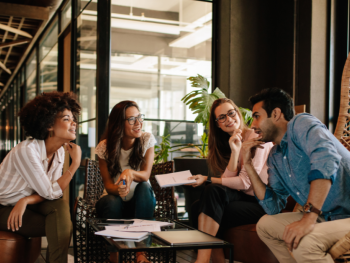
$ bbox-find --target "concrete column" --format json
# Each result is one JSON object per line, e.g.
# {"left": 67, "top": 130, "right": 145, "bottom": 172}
{"left": 217, "top": 0, "right": 295, "bottom": 108}
{"left": 310, "top": 0, "right": 328, "bottom": 123}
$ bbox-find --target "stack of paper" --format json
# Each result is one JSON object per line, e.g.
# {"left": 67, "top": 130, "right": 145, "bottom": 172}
{"left": 95, "top": 230, "right": 149, "bottom": 240}
{"left": 155, "top": 170, "right": 196, "bottom": 188}
{"left": 95, "top": 219, "right": 175, "bottom": 241}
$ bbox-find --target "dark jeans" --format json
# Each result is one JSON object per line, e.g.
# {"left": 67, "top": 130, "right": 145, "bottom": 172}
{"left": 96, "top": 182, "right": 156, "bottom": 219}
{"left": 192, "top": 184, "right": 266, "bottom": 237}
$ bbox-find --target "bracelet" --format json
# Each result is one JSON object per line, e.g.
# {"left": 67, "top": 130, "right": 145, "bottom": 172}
{"left": 67, "top": 169, "right": 73, "bottom": 180}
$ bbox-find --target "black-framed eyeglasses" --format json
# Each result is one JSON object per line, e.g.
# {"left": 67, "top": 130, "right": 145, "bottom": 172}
{"left": 215, "top": 109, "right": 237, "bottom": 123}
{"left": 125, "top": 114, "right": 145, "bottom": 125}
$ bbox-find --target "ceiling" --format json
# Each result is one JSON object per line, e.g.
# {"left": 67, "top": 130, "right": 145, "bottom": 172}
{"left": 0, "top": 0, "right": 62, "bottom": 91}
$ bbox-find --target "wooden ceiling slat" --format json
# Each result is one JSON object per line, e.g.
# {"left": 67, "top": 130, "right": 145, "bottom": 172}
{"left": 1, "top": 17, "right": 13, "bottom": 44}
{"left": 0, "top": 3, "right": 49, "bottom": 21}
{"left": 0, "top": 17, "right": 26, "bottom": 78}
{"left": 0, "top": 40, "right": 30, "bottom": 48}
{"left": 0, "top": 24, "right": 32, "bottom": 38}
{"left": 0, "top": 61, "right": 11, "bottom": 74}
{"left": 3, "top": 18, "right": 25, "bottom": 64}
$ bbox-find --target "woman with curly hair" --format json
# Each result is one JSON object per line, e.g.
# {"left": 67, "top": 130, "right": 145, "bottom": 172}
{"left": 188, "top": 98, "right": 274, "bottom": 263}
{"left": 0, "top": 92, "right": 81, "bottom": 263}
{"left": 95, "top": 100, "right": 156, "bottom": 220}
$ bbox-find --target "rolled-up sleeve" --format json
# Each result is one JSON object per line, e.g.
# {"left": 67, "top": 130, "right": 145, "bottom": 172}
{"left": 291, "top": 115, "right": 341, "bottom": 184}
{"left": 257, "top": 155, "right": 290, "bottom": 215}
{"left": 13, "top": 146, "right": 63, "bottom": 200}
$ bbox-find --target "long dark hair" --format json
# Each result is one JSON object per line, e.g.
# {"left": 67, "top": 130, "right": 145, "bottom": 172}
{"left": 101, "top": 101, "right": 144, "bottom": 178}
{"left": 208, "top": 98, "right": 248, "bottom": 175}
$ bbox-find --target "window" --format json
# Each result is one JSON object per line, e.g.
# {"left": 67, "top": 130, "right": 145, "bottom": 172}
{"left": 39, "top": 19, "right": 59, "bottom": 93}
{"left": 26, "top": 50, "right": 37, "bottom": 101}
{"left": 61, "top": 0, "right": 72, "bottom": 31}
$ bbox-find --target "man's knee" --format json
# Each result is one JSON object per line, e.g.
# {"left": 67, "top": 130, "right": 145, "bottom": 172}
{"left": 256, "top": 214, "right": 274, "bottom": 239}
{"left": 293, "top": 235, "right": 320, "bottom": 261}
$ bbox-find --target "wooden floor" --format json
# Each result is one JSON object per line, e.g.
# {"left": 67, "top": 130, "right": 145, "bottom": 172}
{"left": 34, "top": 248, "right": 241, "bottom": 262}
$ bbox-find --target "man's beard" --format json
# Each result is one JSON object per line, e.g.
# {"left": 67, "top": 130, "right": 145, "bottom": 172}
{"left": 260, "top": 120, "right": 279, "bottom": 143}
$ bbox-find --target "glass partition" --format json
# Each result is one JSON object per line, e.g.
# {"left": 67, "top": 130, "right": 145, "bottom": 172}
{"left": 61, "top": 0, "right": 72, "bottom": 31}
{"left": 76, "top": 3, "right": 97, "bottom": 122}
{"left": 39, "top": 20, "right": 58, "bottom": 93}
{"left": 108, "top": 0, "right": 213, "bottom": 120}
{"left": 26, "top": 51, "right": 37, "bottom": 102}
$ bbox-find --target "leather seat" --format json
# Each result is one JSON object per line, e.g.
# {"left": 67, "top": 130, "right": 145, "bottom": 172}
{"left": 223, "top": 196, "right": 297, "bottom": 263}
{"left": 224, "top": 224, "right": 278, "bottom": 263}
{"left": 0, "top": 231, "right": 41, "bottom": 263}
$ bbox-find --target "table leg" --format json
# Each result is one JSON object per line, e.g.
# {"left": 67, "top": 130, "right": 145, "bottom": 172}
{"left": 229, "top": 245, "right": 234, "bottom": 263}
{"left": 172, "top": 250, "right": 176, "bottom": 263}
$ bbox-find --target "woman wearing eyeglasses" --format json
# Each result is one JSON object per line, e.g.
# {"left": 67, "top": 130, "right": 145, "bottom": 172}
{"left": 188, "top": 98, "right": 274, "bottom": 263}
{"left": 95, "top": 100, "right": 156, "bottom": 221}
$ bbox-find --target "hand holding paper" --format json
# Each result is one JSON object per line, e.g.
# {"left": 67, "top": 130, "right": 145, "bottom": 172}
{"left": 155, "top": 170, "right": 196, "bottom": 188}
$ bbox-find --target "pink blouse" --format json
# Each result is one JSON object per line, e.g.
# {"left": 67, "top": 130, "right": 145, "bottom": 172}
{"left": 221, "top": 129, "right": 274, "bottom": 196}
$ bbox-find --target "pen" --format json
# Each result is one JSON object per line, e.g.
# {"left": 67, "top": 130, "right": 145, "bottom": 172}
{"left": 123, "top": 179, "right": 126, "bottom": 201}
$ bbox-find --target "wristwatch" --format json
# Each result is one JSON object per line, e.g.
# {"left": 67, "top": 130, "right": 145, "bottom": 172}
{"left": 303, "top": 202, "right": 322, "bottom": 215}
{"left": 205, "top": 175, "right": 212, "bottom": 185}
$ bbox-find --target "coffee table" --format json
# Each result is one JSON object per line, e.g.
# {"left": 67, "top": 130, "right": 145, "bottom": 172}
{"left": 87, "top": 218, "right": 234, "bottom": 263}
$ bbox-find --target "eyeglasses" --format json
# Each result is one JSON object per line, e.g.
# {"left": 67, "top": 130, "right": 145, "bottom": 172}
{"left": 215, "top": 109, "right": 237, "bottom": 123}
{"left": 125, "top": 114, "right": 145, "bottom": 125}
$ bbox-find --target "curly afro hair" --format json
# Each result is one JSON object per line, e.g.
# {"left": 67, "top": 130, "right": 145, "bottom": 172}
{"left": 18, "top": 92, "right": 81, "bottom": 140}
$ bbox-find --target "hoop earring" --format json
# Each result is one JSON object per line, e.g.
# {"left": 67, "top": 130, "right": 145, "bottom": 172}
{"left": 49, "top": 131, "right": 53, "bottom": 137}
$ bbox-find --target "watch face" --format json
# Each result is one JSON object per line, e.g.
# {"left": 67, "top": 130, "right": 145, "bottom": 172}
{"left": 303, "top": 203, "right": 311, "bottom": 212}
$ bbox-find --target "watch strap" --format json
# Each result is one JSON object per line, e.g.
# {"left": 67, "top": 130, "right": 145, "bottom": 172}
{"left": 303, "top": 203, "right": 322, "bottom": 215}
{"left": 310, "top": 206, "right": 322, "bottom": 215}
{"left": 205, "top": 175, "right": 212, "bottom": 185}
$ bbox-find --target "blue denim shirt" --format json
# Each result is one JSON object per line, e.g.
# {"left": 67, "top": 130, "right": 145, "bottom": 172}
{"left": 258, "top": 113, "right": 350, "bottom": 221}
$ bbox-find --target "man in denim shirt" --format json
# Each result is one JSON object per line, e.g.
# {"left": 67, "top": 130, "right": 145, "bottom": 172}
{"left": 240, "top": 88, "right": 350, "bottom": 263}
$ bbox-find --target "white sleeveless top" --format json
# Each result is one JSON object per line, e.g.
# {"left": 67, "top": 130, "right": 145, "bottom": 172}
{"left": 95, "top": 132, "right": 156, "bottom": 201}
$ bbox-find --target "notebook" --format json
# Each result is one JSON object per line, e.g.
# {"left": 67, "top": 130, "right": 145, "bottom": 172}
{"left": 155, "top": 170, "right": 196, "bottom": 188}
{"left": 152, "top": 230, "right": 225, "bottom": 245}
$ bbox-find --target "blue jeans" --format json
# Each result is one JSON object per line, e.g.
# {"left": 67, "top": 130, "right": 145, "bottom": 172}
{"left": 95, "top": 182, "right": 156, "bottom": 219}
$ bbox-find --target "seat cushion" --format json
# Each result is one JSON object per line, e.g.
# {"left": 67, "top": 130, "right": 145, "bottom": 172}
{"left": 0, "top": 231, "right": 41, "bottom": 263}
{"left": 224, "top": 224, "right": 279, "bottom": 263}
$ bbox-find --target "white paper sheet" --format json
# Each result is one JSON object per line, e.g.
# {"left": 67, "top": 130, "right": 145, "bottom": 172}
{"left": 112, "top": 235, "right": 149, "bottom": 242}
{"left": 132, "top": 219, "right": 174, "bottom": 227}
{"left": 155, "top": 170, "right": 196, "bottom": 188}
{"left": 105, "top": 224, "right": 161, "bottom": 232}
{"left": 95, "top": 230, "right": 148, "bottom": 239}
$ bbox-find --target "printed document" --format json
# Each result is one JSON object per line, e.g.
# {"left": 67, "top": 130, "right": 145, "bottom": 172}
{"left": 155, "top": 170, "right": 196, "bottom": 188}
{"left": 105, "top": 224, "right": 161, "bottom": 232}
{"left": 95, "top": 230, "right": 148, "bottom": 239}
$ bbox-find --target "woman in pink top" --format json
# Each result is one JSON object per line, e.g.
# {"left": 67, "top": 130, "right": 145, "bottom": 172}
{"left": 188, "top": 98, "right": 273, "bottom": 263}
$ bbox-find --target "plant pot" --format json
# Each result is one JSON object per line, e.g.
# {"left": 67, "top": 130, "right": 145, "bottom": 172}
{"left": 173, "top": 157, "right": 213, "bottom": 226}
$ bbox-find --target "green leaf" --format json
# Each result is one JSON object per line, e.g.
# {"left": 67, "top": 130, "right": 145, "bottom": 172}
{"left": 187, "top": 75, "right": 209, "bottom": 90}
{"left": 212, "top": 87, "right": 226, "bottom": 99}
{"left": 239, "top": 107, "right": 253, "bottom": 127}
